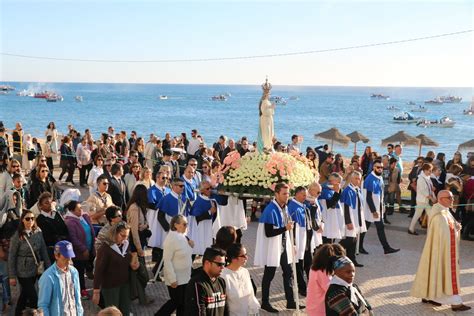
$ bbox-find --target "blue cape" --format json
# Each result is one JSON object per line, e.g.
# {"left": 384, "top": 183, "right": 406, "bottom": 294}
{"left": 259, "top": 201, "right": 284, "bottom": 228}
{"left": 364, "top": 173, "right": 383, "bottom": 195}
{"left": 319, "top": 183, "right": 340, "bottom": 209}
{"left": 147, "top": 185, "right": 171, "bottom": 209}
{"left": 157, "top": 192, "right": 186, "bottom": 217}
{"left": 287, "top": 199, "right": 306, "bottom": 227}
{"left": 341, "top": 185, "right": 358, "bottom": 210}
{"left": 190, "top": 195, "right": 213, "bottom": 217}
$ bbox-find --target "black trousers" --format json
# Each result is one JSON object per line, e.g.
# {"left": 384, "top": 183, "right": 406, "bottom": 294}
{"left": 16, "top": 276, "right": 37, "bottom": 316}
{"left": 73, "top": 259, "right": 87, "bottom": 291}
{"left": 152, "top": 248, "right": 163, "bottom": 275}
{"left": 155, "top": 284, "right": 187, "bottom": 316}
{"left": 409, "top": 190, "right": 417, "bottom": 216}
{"left": 322, "top": 236, "right": 334, "bottom": 244}
{"left": 340, "top": 237, "right": 357, "bottom": 263}
{"left": 364, "top": 220, "right": 390, "bottom": 250}
{"left": 303, "top": 249, "right": 313, "bottom": 280}
{"left": 79, "top": 163, "right": 92, "bottom": 186}
{"left": 295, "top": 259, "right": 306, "bottom": 294}
{"left": 59, "top": 162, "right": 75, "bottom": 182}
{"left": 261, "top": 249, "right": 294, "bottom": 305}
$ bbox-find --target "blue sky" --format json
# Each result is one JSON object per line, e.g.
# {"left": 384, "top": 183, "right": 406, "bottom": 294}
{"left": 1, "top": 1, "right": 472, "bottom": 86}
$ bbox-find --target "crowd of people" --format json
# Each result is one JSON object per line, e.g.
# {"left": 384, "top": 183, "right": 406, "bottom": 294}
{"left": 0, "top": 120, "right": 473, "bottom": 315}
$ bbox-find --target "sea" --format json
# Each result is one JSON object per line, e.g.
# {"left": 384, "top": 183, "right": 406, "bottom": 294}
{"left": 1, "top": 82, "right": 472, "bottom": 161}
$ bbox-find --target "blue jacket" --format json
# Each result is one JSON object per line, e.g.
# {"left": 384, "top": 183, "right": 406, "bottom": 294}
{"left": 38, "top": 263, "right": 83, "bottom": 316}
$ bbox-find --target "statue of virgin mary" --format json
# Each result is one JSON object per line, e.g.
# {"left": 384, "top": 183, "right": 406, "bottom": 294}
{"left": 257, "top": 78, "right": 276, "bottom": 152}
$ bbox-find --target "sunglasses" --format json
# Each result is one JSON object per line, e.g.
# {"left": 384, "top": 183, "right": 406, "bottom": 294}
{"left": 24, "top": 217, "right": 35, "bottom": 221}
{"left": 104, "top": 164, "right": 111, "bottom": 167}
{"left": 375, "top": 166, "right": 383, "bottom": 169}
{"left": 203, "top": 187, "right": 211, "bottom": 191}
{"left": 212, "top": 261, "right": 226, "bottom": 267}
{"left": 189, "top": 164, "right": 197, "bottom": 167}
{"left": 176, "top": 184, "right": 185, "bottom": 188}
{"left": 112, "top": 214, "right": 122, "bottom": 218}
{"left": 161, "top": 177, "right": 169, "bottom": 180}
{"left": 40, "top": 170, "right": 49, "bottom": 173}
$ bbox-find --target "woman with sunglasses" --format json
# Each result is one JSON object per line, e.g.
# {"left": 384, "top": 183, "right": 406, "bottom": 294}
{"left": 86, "top": 175, "right": 114, "bottom": 225}
{"left": 27, "top": 164, "right": 53, "bottom": 209}
{"left": 156, "top": 215, "right": 193, "bottom": 316}
{"left": 221, "top": 243, "right": 260, "bottom": 316}
{"left": 8, "top": 210, "right": 50, "bottom": 315}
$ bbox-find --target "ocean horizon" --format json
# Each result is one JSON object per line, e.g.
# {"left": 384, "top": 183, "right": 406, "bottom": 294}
{"left": 1, "top": 81, "right": 472, "bottom": 161}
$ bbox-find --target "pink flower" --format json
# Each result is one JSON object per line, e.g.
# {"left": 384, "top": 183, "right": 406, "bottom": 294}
{"left": 270, "top": 183, "right": 277, "bottom": 191}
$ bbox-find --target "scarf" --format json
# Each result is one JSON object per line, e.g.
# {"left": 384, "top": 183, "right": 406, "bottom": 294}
{"left": 110, "top": 240, "right": 129, "bottom": 257}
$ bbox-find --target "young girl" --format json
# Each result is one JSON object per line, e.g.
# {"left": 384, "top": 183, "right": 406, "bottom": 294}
{"left": 306, "top": 244, "right": 346, "bottom": 316}
{"left": 325, "top": 256, "right": 372, "bottom": 315}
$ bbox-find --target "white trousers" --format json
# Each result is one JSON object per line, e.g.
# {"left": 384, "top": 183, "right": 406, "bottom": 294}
{"left": 409, "top": 204, "right": 430, "bottom": 232}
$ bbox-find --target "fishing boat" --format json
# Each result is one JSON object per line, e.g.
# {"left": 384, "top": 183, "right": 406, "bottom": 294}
{"left": 386, "top": 105, "right": 400, "bottom": 111}
{"left": 75, "top": 96, "right": 83, "bottom": 102}
{"left": 370, "top": 94, "right": 390, "bottom": 100}
{"left": 416, "top": 117, "right": 456, "bottom": 128}
{"left": 424, "top": 97, "right": 443, "bottom": 105}
{"left": 46, "top": 94, "right": 64, "bottom": 102}
{"left": 393, "top": 112, "right": 420, "bottom": 123}
{"left": 34, "top": 91, "right": 52, "bottom": 99}
{"left": 0, "top": 85, "right": 15, "bottom": 91}
{"left": 211, "top": 95, "right": 227, "bottom": 101}
{"left": 159, "top": 95, "right": 168, "bottom": 100}
{"left": 410, "top": 105, "right": 427, "bottom": 112}
{"left": 439, "top": 95, "right": 462, "bottom": 103}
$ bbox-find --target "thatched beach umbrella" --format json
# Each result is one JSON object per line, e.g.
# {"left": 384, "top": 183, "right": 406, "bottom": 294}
{"left": 381, "top": 131, "right": 420, "bottom": 146}
{"left": 458, "top": 139, "right": 474, "bottom": 151}
{"left": 415, "top": 134, "right": 439, "bottom": 156}
{"left": 346, "top": 131, "right": 370, "bottom": 155}
{"left": 314, "top": 128, "right": 350, "bottom": 151}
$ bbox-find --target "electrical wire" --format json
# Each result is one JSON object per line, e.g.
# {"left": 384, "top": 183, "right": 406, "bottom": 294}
{"left": 1, "top": 30, "right": 472, "bottom": 63}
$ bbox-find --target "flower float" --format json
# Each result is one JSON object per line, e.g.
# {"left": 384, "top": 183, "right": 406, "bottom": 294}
{"left": 221, "top": 151, "right": 318, "bottom": 197}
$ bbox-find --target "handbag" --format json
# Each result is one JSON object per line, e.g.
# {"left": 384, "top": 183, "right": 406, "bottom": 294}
{"left": 24, "top": 234, "right": 45, "bottom": 275}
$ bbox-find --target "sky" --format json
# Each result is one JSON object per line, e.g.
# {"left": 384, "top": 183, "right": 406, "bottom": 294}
{"left": 1, "top": 0, "right": 473, "bottom": 87}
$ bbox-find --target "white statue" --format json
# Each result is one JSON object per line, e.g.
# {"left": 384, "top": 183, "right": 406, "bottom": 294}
{"left": 257, "top": 78, "right": 276, "bottom": 152}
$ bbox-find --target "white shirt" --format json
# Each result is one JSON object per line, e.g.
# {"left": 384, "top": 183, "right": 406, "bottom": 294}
{"left": 221, "top": 267, "right": 260, "bottom": 316}
{"left": 162, "top": 231, "right": 193, "bottom": 286}
{"left": 187, "top": 137, "right": 201, "bottom": 156}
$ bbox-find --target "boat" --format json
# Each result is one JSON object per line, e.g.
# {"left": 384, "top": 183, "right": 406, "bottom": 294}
{"left": 289, "top": 96, "right": 300, "bottom": 101}
{"left": 463, "top": 100, "right": 473, "bottom": 115}
{"left": 393, "top": 112, "right": 420, "bottom": 123}
{"left": 16, "top": 89, "right": 31, "bottom": 97}
{"left": 416, "top": 116, "right": 456, "bottom": 128}
{"left": 439, "top": 95, "right": 462, "bottom": 103}
{"left": 46, "top": 94, "right": 63, "bottom": 102}
{"left": 34, "top": 91, "right": 51, "bottom": 99}
{"left": 370, "top": 94, "right": 390, "bottom": 100}
{"left": 410, "top": 105, "right": 428, "bottom": 112}
{"left": 0, "top": 85, "right": 15, "bottom": 91}
{"left": 269, "top": 96, "right": 288, "bottom": 105}
{"left": 75, "top": 96, "right": 83, "bottom": 102}
{"left": 159, "top": 95, "right": 168, "bottom": 100}
{"left": 211, "top": 95, "right": 227, "bottom": 101}
{"left": 406, "top": 101, "right": 416, "bottom": 105}
{"left": 424, "top": 97, "right": 443, "bottom": 105}
{"left": 386, "top": 105, "right": 400, "bottom": 111}
{"left": 0, "top": 91, "right": 8, "bottom": 95}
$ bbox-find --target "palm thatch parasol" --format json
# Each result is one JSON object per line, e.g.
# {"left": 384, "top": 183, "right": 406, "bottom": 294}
{"left": 381, "top": 131, "right": 420, "bottom": 146}
{"left": 415, "top": 134, "right": 439, "bottom": 156}
{"left": 458, "top": 139, "right": 474, "bottom": 151}
{"left": 314, "top": 128, "right": 351, "bottom": 151}
{"left": 346, "top": 131, "right": 370, "bottom": 155}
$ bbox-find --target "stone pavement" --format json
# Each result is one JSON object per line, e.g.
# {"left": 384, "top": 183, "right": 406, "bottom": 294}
{"left": 76, "top": 210, "right": 473, "bottom": 316}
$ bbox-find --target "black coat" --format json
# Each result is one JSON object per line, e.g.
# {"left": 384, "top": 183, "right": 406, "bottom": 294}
{"left": 107, "top": 176, "right": 127, "bottom": 210}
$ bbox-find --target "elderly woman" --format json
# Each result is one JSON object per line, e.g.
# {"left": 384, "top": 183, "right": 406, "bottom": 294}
{"left": 8, "top": 210, "right": 51, "bottom": 315}
{"left": 95, "top": 206, "right": 123, "bottom": 253}
{"left": 156, "top": 215, "right": 193, "bottom": 316}
{"left": 93, "top": 222, "right": 138, "bottom": 316}
{"left": 64, "top": 201, "right": 95, "bottom": 300}
{"left": 221, "top": 243, "right": 260, "bottom": 316}
{"left": 86, "top": 174, "right": 115, "bottom": 226}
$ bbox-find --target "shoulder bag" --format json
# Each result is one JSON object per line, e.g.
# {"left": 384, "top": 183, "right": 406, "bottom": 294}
{"left": 24, "top": 234, "right": 45, "bottom": 275}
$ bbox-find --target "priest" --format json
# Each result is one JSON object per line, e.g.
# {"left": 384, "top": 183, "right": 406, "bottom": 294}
{"left": 411, "top": 190, "right": 471, "bottom": 312}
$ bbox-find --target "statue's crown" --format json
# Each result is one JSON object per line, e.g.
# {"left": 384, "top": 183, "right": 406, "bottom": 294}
{"left": 261, "top": 78, "right": 272, "bottom": 94}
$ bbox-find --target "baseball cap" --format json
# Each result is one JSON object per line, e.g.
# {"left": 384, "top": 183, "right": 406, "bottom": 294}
{"left": 54, "top": 240, "right": 76, "bottom": 258}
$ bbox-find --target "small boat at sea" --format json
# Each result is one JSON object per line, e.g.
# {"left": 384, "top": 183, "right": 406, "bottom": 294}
{"left": 0, "top": 85, "right": 15, "bottom": 91}
{"left": 463, "top": 100, "right": 473, "bottom": 115}
{"left": 0, "top": 91, "right": 8, "bottom": 95}
{"left": 424, "top": 97, "right": 443, "bottom": 105}
{"left": 416, "top": 117, "right": 456, "bottom": 128}
{"left": 16, "top": 89, "right": 32, "bottom": 97}
{"left": 406, "top": 101, "right": 416, "bottom": 105}
{"left": 386, "top": 105, "right": 400, "bottom": 111}
{"left": 75, "top": 96, "right": 83, "bottom": 102}
{"left": 370, "top": 94, "right": 390, "bottom": 100}
{"left": 34, "top": 91, "right": 52, "bottom": 99}
{"left": 440, "top": 95, "right": 462, "bottom": 103}
{"left": 393, "top": 112, "right": 420, "bottom": 123}
{"left": 46, "top": 94, "right": 64, "bottom": 102}
{"left": 159, "top": 95, "right": 168, "bottom": 100}
{"left": 410, "top": 105, "right": 427, "bottom": 112}
{"left": 211, "top": 95, "right": 227, "bottom": 101}
{"left": 289, "top": 96, "right": 300, "bottom": 101}
{"left": 270, "top": 96, "right": 287, "bottom": 105}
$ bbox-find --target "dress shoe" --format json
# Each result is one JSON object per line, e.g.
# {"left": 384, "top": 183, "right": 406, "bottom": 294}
{"left": 408, "top": 230, "right": 419, "bottom": 236}
{"left": 422, "top": 299, "right": 442, "bottom": 306}
{"left": 354, "top": 262, "right": 364, "bottom": 267}
{"left": 452, "top": 304, "right": 471, "bottom": 312}
{"left": 261, "top": 303, "right": 279, "bottom": 313}
{"left": 359, "top": 248, "right": 369, "bottom": 255}
{"left": 286, "top": 302, "right": 305, "bottom": 310}
{"left": 298, "top": 290, "right": 307, "bottom": 297}
{"left": 384, "top": 247, "right": 400, "bottom": 254}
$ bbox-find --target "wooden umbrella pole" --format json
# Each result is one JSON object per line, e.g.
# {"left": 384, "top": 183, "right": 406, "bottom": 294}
{"left": 418, "top": 143, "right": 422, "bottom": 157}
{"left": 354, "top": 142, "right": 357, "bottom": 155}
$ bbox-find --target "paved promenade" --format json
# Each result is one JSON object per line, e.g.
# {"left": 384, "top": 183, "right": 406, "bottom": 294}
{"left": 75, "top": 209, "right": 473, "bottom": 315}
